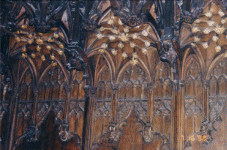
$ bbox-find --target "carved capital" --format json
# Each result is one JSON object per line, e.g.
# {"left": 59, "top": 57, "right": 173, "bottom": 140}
{"left": 111, "top": 82, "right": 119, "bottom": 91}
{"left": 204, "top": 80, "right": 210, "bottom": 89}
{"left": 179, "top": 80, "right": 185, "bottom": 87}
{"left": 90, "top": 87, "right": 97, "bottom": 95}
{"left": 147, "top": 83, "right": 154, "bottom": 93}
{"left": 84, "top": 85, "right": 90, "bottom": 94}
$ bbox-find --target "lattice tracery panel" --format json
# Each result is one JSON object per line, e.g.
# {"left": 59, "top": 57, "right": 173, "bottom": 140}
{"left": 16, "top": 60, "right": 34, "bottom": 140}
{"left": 183, "top": 60, "right": 203, "bottom": 150}
{"left": 117, "top": 65, "right": 148, "bottom": 123}
{"left": 37, "top": 65, "right": 67, "bottom": 124}
{"left": 92, "top": 67, "right": 112, "bottom": 144}
{"left": 153, "top": 62, "right": 172, "bottom": 142}
{"left": 209, "top": 59, "right": 227, "bottom": 122}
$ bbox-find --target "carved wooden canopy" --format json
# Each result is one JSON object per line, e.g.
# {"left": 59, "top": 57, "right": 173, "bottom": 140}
{"left": 1, "top": 0, "right": 227, "bottom": 150}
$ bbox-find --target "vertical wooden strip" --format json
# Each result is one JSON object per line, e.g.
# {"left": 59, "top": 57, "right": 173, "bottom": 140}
{"left": 8, "top": 92, "right": 19, "bottom": 150}
{"left": 111, "top": 87, "right": 117, "bottom": 123}
{"left": 32, "top": 91, "right": 38, "bottom": 124}
{"left": 203, "top": 81, "right": 209, "bottom": 121}
{"left": 148, "top": 87, "right": 153, "bottom": 123}
{"left": 172, "top": 88, "right": 178, "bottom": 150}
{"left": 178, "top": 81, "right": 184, "bottom": 150}
{"left": 83, "top": 87, "right": 95, "bottom": 150}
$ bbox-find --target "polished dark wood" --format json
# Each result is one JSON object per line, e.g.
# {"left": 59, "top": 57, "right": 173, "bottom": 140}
{"left": 1, "top": 0, "right": 227, "bottom": 150}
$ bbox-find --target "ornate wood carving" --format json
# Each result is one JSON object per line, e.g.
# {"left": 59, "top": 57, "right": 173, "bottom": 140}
{"left": 1, "top": 0, "right": 227, "bottom": 150}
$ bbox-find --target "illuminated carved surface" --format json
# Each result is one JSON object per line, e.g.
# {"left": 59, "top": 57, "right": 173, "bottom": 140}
{"left": 188, "top": 3, "right": 227, "bottom": 58}
{"left": 12, "top": 26, "right": 66, "bottom": 65}
{"left": 87, "top": 11, "right": 159, "bottom": 65}
{"left": 209, "top": 58, "right": 227, "bottom": 122}
{"left": 2, "top": 0, "right": 227, "bottom": 150}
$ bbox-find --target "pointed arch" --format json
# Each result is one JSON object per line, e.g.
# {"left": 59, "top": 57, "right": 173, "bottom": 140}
{"left": 206, "top": 53, "right": 227, "bottom": 80}
{"left": 117, "top": 60, "right": 151, "bottom": 84}
{"left": 88, "top": 51, "right": 115, "bottom": 82}
{"left": 182, "top": 48, "right": 204, "bottom": 80}
{"left": 155, "top": 61, "right": 171, "bottom": 82}
{"left": 38, "top": 58, "right": 69, "bottom": 85}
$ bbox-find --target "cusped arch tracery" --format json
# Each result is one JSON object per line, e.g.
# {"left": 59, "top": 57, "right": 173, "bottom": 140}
{"left": 117, "top": 64, "right": 149, "bottom": 123}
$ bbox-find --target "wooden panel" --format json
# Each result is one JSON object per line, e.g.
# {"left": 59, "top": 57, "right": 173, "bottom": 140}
{"left": 92, "top": 66, "right": 112, "bottom": 145}
{"left": 153, "top": 62, "right": 172, "bottom": 144}
{"left": 3, "top": 1, "right": 227, "bottom": 150}
{"left": 183, "top": 60, "right": 203, "bottom": 150}
{"left": 204, "top": 58, "right": 227, "bottom": 150}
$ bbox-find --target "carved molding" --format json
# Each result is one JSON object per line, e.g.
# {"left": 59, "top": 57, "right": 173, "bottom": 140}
{"left": 65, "top": 43, "right": 87, "bottom": 71}
{"left": 112, "top": 0, "right": 152, "bottom": 27}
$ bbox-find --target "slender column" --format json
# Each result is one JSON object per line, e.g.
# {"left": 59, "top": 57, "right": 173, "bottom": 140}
{"left": 178, "top": 80, "right": 185, "bottom": 150}
{"left": 171, "top": 62, "right": 181, "bottom": 150}
{"left": 171, "top": 87, "right": 177, "bottom": 150}
{"left": 147, "top": 84, "right": 154, "bottom": 123}
{"left": 111, "top": 83, "right": 118, "bottom": 123}
{"left": 65, "top": 87, "right": 71, "bottom": 124}
{"left": 8, "top": 89, "right": 19, "bottom": 150}
{"left": 58, "top": 86, "right": 71, "bottom": 142}
{"left": 203, "top": 80, "right": 209, "bottom": 121}
{"left": 31, "top": 90, "right": 38, "bottom": 124}
{"left": 83, "top": 86, "right": 96, "bottom": 150}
